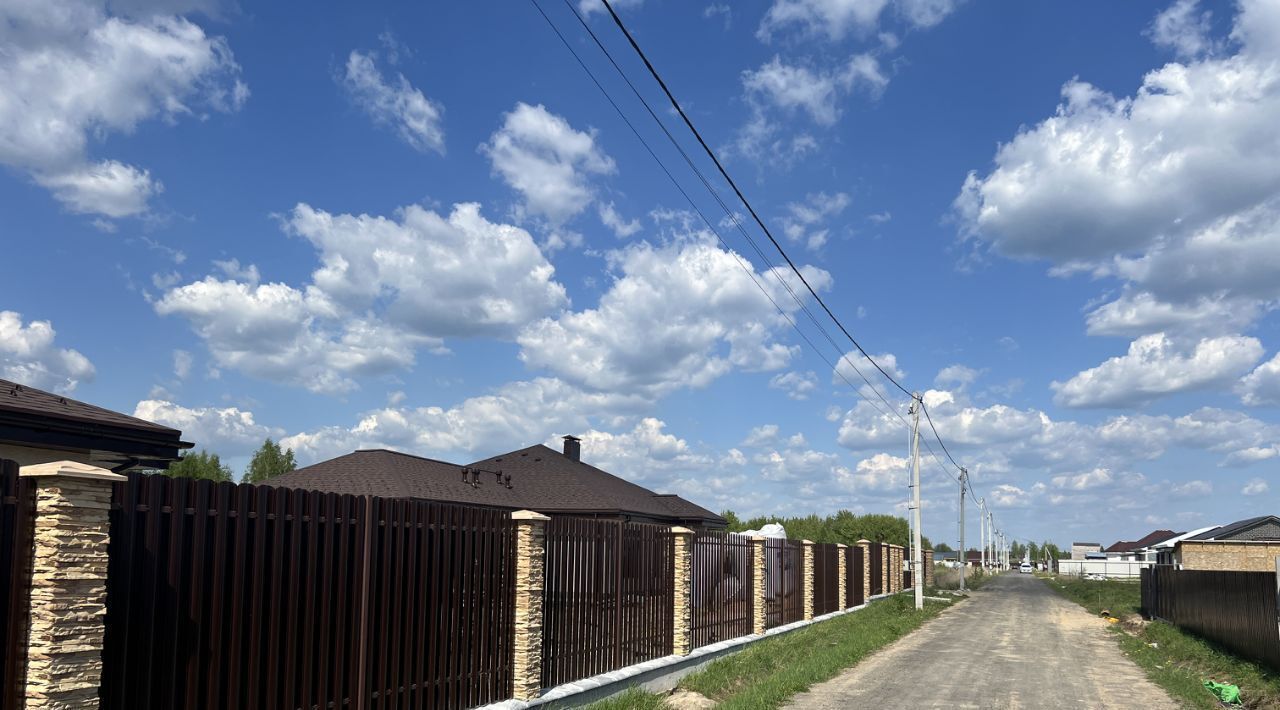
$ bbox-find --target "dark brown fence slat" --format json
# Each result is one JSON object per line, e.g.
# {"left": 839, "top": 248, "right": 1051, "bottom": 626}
{"left": 1142, "top": 565, "right": 1280, "bottom": 671}
{"left": 0, "top": 460, "right": 35, "bottom": 710}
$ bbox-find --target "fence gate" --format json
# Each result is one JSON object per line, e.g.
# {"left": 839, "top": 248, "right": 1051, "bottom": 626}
{"left": 690, "top": 532, "right": 753, "bottom": 649}
{"left": 0, "top": 460, "right": 35, "bottom": 710}
{"left": 541, "top": 518, "right": 673, "bottom": 688}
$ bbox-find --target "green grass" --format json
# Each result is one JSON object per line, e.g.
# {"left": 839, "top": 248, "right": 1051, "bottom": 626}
{"left": 581, "top": 687, "right": 671, "bottom": 710}
{"left": 677, "top": 594, "right": 949, "bottom": 710}
{"left": 1043, "top": 576, "right": 1280, "bottom": 709}
{"left": 930, "top": 565, "right": 994, "bottom": 591}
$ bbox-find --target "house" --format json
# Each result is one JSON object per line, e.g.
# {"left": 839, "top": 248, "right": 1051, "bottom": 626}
{"left": 1174, "top": 515, "right": 1280, "bottom": 571}
{"left": 0, "top": 378, "right": 190, "bottom": 471}
{"left": 269, "top": 435, "right": 726, "bottom": 529}
{"left": 1103, "top": 530, "right": 1178, "bottom": 562}
{"left": 1151, "top": 526, "right": 1218, "bottom": 566}
{"left": 933, "top": 550, "right": 960, "bottom": 567}
{"left": 1070, "top": 542, "right": 1102, "bottom": 560}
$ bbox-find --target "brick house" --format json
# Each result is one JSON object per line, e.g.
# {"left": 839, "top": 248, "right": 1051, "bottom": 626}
{"left": 1174, "top": 515, "right": 1280, "bottom": 571}
{"left": 269, "top": 435, "right": 726, "bottom": 529}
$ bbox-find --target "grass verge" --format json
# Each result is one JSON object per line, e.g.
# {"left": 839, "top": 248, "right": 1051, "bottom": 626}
{"left": 585, "top": 593, "right": 950, "bottom": 710}
{"left": 1043, "top": 575, "right": 1280, "bottom": 709}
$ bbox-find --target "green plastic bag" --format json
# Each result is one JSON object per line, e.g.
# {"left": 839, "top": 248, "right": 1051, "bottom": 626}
{"left": 1203, "top": 680, "right": 1241, "bottom": 705}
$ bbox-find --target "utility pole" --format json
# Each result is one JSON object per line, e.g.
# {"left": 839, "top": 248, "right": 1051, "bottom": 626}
{"left": 958, "top": 467, "right": 967, "bottom": 592}
{"left": 908, "top": 393, "right": 924, "bottom": 610}
{"left": 988, "top": 511, "right": 995, "bottom": 570}
{"left": 979, "top": 498, "right": 986, "bottom": 571}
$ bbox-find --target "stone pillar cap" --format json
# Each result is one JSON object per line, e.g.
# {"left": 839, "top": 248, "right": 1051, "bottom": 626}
{"left": 511, "top": 509, "right": 550, "bottom": 521}
{"left": 19, "top": 460, "right": 126, "bottom": 482}
{"left": 856, "top": 539, "right": 870, "bottom": 544}
{"left": 801, "top": 539, "right": 815, "bottom": 545}
{"left": 669, "top": 526, "right": 695, "bottom": 535}
{"left": 836, "top": 543, "right": 848, "bottom": 548}
{"left": 749, "top": 535, "right": 766, "bottom": 542}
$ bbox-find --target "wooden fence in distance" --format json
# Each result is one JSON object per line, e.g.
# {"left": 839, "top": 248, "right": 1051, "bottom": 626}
{"left": 690, "top": 532, "right": 753, "bottom": 649}
{"left": 844, "top": 546, "right": 864, "bottom": 608}
{"left": 0, "top": 461, "right": 34, "bottom": 710}
{"left": 99, "top": 473, "right": 516, "bottom": 710}
{"left": 764, "top": 539, "right": 803, "bottom": 629}
{"left": 541, "top": 518, "right": 673, "bottom": 688}
{"left": 1142, "top": 565, "right": 1280, "bottom": 671}
{"left": 812, "top": 543, "right": 840, "bottom": 616}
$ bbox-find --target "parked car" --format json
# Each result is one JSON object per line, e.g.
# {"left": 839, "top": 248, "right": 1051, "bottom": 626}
{"left": 1019, "top": 562, "right": 1032, "bottom": 574}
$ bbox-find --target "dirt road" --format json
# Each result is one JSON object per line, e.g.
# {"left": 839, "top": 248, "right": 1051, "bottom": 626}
{"left": 783, "top": 573, "right": 1178, "bottom": 709}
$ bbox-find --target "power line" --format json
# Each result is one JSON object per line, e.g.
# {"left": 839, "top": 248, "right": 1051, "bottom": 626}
{"left": 527, "top": 0, "right": 908, "bottom": 428}
{"left": 598, "top": 0, "right": 913, "bottom": 400}
{"left": 556, "top": 0, "right": 912, "bottom": 427}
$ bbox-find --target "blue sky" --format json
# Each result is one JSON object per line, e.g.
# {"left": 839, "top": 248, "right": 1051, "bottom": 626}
{"left": 2, "top": 0, "right": 1278, "bottom": 549}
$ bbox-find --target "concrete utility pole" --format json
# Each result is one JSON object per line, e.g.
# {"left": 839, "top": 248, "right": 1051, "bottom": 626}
{"left": 988, "top": 512, "right": 995, "bottom": 570}
{"left": 979, "top": 498, "right": 986, "bottom": 571}
{"left": 908, "top": 393, "right": 924, "bottom": 611}
{"left": 958, "top": 467, "right": 967, "bottom": 592}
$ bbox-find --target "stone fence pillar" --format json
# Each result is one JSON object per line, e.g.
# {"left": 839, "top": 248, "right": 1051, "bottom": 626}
{"left": 856, "top": 539, "right": 870, "bottom": 602}
{"left": 750, "top": 536, "right": 767, "bottom": 635}
{"left": 511, "top": 510, "right": 550, "bottom": 701}
{"left": 836, "top": 544, "right": 848, "bottom": 609}
{"left": 801, "top": 540, "right": 815, "bottom": 621}
{"left": 924, "top": 550, "right": 935, "bottom": 588}
{"left": 671, "top": 527, "right": 693, "bottom": 655}
{"left": 880, "top": 543, "right": 890, "bottom": 594}
{"left": 20, "top": 461, "right": 125, "bottom": 710}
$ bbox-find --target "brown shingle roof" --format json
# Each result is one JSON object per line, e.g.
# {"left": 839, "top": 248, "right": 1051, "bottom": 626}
{"left": 268, "top": 444, "right": 725, "bottom": 526}
{"left": 0, "top": 378, "right": 178, "bottom": 435}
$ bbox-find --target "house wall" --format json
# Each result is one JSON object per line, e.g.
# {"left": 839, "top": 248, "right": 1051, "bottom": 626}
{"left": 1177, "top": 541, "right": 1280, "bottom": 571}
{"left": 0, "top": 442, "right": 98, "bottom": 468}
{"left": 1070, "top": 544, "right": 1101, "bottom": 560}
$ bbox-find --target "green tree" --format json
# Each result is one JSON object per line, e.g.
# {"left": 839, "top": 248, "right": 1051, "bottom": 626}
{"left": 244, "top": 438, "right": 296, "bottom": 484}
{"left": 164, "top": 450, "right": 233, "bottom": 482}
{"left": 933, "top": 542, "right": 954, "bottom": 553}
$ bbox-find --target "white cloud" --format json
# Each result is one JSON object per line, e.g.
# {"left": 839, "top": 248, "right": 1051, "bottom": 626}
{"left": 578, "top": 0, "right": 643, "bottom": 15}
{"left": 744, "top": 424, "right": 781, "bottom": 447}
{"left": 1051, "top": 333, "right": 1263, "bottom": 408}
{"left": 1238, "top": 352, "right": 1280, "bottom": 406}
{"left": 563, "top": 418, "right": 715, "bottom": 483}
{"left": 172, "top": 349, "right": 193, "bottom": 380}
{"left": 1051, "top": 467, "right": 1115, "bottom": 491}
{"left": 598, "top": 202, "right": 641, "bottom": 238}
{"left": 1222, "top": 445, "right": 1279, "bottom": 467}
{"left": 850, "top": 452, "right": 908, "bottom": 491}
{"left": 990, "top": 483, "right": 1031, "bottom": 508}
{"left": 757, "top": 0, "right": 959, "bottom": 41}
{"left": 342, "top": 49, "right": 445, "bottom": 154}
{"left": 1171, "top": 479, "right": 1212, "bottom": 497}
{"left": 956, "top": 1, "right": 1280, "bottom": 339}
{"left": 135, "top": 399, "right": 282, "bottom": 456}
{"left": 518, "top": 234, "right": 830, "bottom": 398}
{"left": 0, "top": 0, "right": 245, "bottom": 218}
{"left": 159, "top": 202, "right": 567, "bottom": 394}
{"left": 483, "top": 102, "right": 615, "bottom": 225}
{"left": 769, "top": 370, "right": 818, "bottom": 400}
{"left": 0, "top": 311, "right": 95, "bottom": 393}
{"left": 742, "top": 56, "right": 887, "bottom": 126}
{"left": 1242, "top": 478, "right": 1269, "bottom": 496}
{"left": 1148, "top": 0, "right": 1217, "bottom": 59}
{"left": 935, "top": 364, "right": 980, "bottom": 389}
{"left": 782, "top": 191, "right": 850, "bottom": 250}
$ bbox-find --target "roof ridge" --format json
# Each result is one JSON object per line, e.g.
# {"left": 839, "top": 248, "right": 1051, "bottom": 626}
{"left": 353, "top": 448, "right": 463, "bottom": 467}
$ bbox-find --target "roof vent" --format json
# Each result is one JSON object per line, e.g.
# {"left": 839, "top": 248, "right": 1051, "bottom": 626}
{"left": 563, "top": 435, "right": 581, "bottom": 462}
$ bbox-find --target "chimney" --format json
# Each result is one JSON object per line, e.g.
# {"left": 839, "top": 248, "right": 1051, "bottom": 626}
{"left": 562, "top": 435, "right": 581, "bottom": 462}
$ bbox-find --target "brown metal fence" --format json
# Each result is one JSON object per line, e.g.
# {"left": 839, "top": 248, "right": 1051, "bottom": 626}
{"left": 869, "top": 543, "right": 884, "bottom": 596}
{"left": 904, "top": 570, "right": 913, "bottom": 589}
{"left": 844, "top": 545, "right": 864, "bottom": 608}
{"left": 541, "top": 518, "right": 673, "bottom": 688}
{"left": 690, "top": 531, "right": 754, "bottom": 649}
{"left": 0, "top": 460, "right": 35, "bottom": 710}
{"left": 764, "top": 538, "right": 803, "bottom": 629}
{"left": 812, "top": 543, "right": 840, "bottom": 616}
{"left": 1142, "top": 565, "right": 1280, "bottom": 671}
{"left": 99, "top": 473, "right": 516, "bottom": 710}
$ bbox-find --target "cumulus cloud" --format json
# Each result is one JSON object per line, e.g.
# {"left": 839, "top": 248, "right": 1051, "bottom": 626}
{"left": 769, "top": 370, "right": 819, "bottom": 400}
{"left": 158, "top": 202, "right": 568, "bottom": 394}
{"left": 135, "top": 399, "right": 282, "bottom": 456}
{"left": 483, "top": 102, "right": 616, "bottom": 225}
{"left": 956, "top": 0, "right": 1280, "bottom": 340}
{"left": 1242, "top": 478, "right": 1269, "bottom": 496}
{"left": 518, "top": 234, "right": 830, "bottom": 398}
{"left": 850, "top": 452, "right": 909, "bottom": 491}
{"left": 757, "top": 0, "right": 961, "bottom": 42}
{"left": 561, "top": 418, "right": 715, "bottom": 483}
{"left": 0, "top": 0, "right": 246, "bottom": 218}
{"left": 598, "top": 202, "right": 641, "bottom": 238}
{"left": 781, "top": 192, "right": 850, "bottom": 250}
{"left": 1238, "top": 351, "right": 1280, "bottom": 406}
{"left": 1051, "top": 333, "right": 1263, "bottom": 408}
{"left": 0, "top": 311, "right": 95, "bottom": 393}
{"left": 342, "top": 48, "right": 445, "bottom": 154}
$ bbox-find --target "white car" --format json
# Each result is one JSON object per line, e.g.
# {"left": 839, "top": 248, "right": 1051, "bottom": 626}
{"left": 1019, "top": 562, "right": 1033, "bottom": 574}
